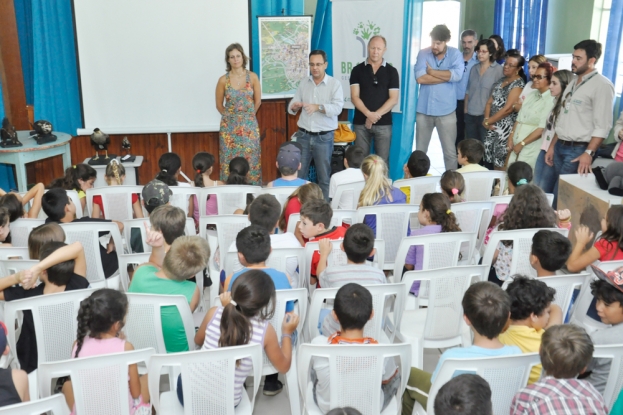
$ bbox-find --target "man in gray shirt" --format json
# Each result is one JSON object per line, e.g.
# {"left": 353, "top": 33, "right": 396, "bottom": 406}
{"left": 543, "top": 39, "right": 614, "bottom": 206}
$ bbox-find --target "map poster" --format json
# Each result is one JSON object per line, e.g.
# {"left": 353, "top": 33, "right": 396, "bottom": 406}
{"left": 258, "top": 16, "right": 312, "bottom": 98}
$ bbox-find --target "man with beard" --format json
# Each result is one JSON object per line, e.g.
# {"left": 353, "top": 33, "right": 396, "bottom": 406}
{"left": 414, "top": 24, "right": 464, "bottom": 171}
{"left": 455, "top": 30, "right": 479, "bottom": 151}
{"left": 544, "top": 39, "right": 614, "bottom": 207}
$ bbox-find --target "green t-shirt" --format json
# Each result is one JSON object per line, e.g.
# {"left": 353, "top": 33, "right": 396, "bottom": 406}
{"left": 128, "top": 264, "right": 196, "bottom": 353}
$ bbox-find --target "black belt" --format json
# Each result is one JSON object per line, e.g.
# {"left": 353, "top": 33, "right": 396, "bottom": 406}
{"left": 299, "top": 128, "right": 334, "bottom": 136}
{"left": 558, "top": 140, "right": 588, "bottom": 147}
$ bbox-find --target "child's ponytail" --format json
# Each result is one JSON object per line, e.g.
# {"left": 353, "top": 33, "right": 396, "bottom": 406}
{"left": 219, "top": 270, "right": 276, "bottom": 349}
{"left": 440, "top": 171, "right": 465, "bottom": 203}
{"left": 74, "top": 289, "right": 129, "bottom": 358}
{"left": 155, "top": 153, "right": 182, "bottom": 186}
{"left": 105, "top": 159, "right": 126, "bottom": 186}
{"left": 192, "top": 152, "right": 216, "bottom": 188}
{"left": 358, "top": 155, "right": 393, "bottom": 208}
{"left": 49, "top": 164, "right": 97, "bottom": 192}
{"left": 422, "top": 193, "right": 461, "bottom": 232}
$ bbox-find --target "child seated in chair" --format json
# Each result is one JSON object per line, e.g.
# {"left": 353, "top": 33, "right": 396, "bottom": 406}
{"left": 312, "top": 283, "right": 400, "bottom": 414}
{"left": 0, "top": 321, "right": 29, "bottom": 407}
{"left": 128, "top": 235, "right": 207, "bottom": 353}
{"left": 433, "top": 374, "right": 492, "bottom": 415}
{"left": 399, "top": 150, "right": 430, "bottom": 205}
{"left": 298, "top": 199, "right": 347, "bottom": 287}
{"left": 42, "top": 188, "right": 121, "bottom": 279}
{"left": 583, "top": 266, "right": 623, "bottom": 395}
{"left": 499, "top": 275, "right": 562, "bottom": 384}
{"left": 0, "top": 241, "right": 89, "bottom": 373}
{"left": 456, "top": 138, "right": 487, "bottom": 173}
{"left": 267, "top": 142, "right": 308, "bottom": 187}
{"left": 329, "top": 145, "right": 365, "bottom": 209}
{"left": 529, "top": 230, "right": 572, "bottom": 277}
{"left": 510, "top": 324, "right": 607, "bottom": 414}
{"left": 402, "top": 282, "right": 521, "bottom": 415}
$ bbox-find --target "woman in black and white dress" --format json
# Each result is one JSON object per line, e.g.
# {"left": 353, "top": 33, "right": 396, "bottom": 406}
{"left": 482, "top": 49, "right": 526, "bottom": 170}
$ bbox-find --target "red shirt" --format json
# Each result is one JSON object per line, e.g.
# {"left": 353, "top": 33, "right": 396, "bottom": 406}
{"left": 308, "top": 226, "right": 347, "bottom": 278}
{"left": 93, "top": 194, "right": 139, "bottom": 218}
{"left": 284, "top": 197, "right": 302, "bottom": 229}
{"left": 594, "top": 238, "right": 623, "bottom": 262}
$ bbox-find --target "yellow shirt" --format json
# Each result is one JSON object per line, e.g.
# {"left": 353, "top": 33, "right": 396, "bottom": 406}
{"left": 399, "top": 173, "right": 433, "bottom": 204}
{"left": 499, "top": 325, "right": 544, "bottom": 384}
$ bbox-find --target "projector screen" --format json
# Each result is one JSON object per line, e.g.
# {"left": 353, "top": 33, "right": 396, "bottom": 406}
{"left": 73, "top": 0, "right": 250, "bottom": 135}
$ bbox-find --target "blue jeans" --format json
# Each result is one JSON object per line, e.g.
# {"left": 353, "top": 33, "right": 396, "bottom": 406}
{"left": 533, "top": 150, "right": 557, "bottom": 194}
{"left": 464, "top": 113, "right": 487, "bottom": 143}
{"left": 297, "top": 130, "right": 334, "bottom": 201}
{"left": 551, "top": 140, "right": 587, "bottom": 208}
{"left": 353, "top": 124, "right": 393, "bottom": 166}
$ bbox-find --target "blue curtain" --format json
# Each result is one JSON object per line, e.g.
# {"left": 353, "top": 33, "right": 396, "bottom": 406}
{"left": 494, "top": 0, "right": 548, "bottom": 63}
{"left": 603, "top": 0, "right": 623, "bottom": 87}
{"left": 31, "top": 0, "right": 82, "bottom": 135}
{"left": 13, "top": 0, "right": 33, "bottom": 105}
{"left": 250, "top": 0, "right": 305, "bottom": 75}
{"left": 311, "top": 0, "right": 333, "bottom": 75}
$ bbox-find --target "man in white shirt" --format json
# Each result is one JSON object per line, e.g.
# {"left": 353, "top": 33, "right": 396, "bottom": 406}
{"left": 544, "top": 39, "right": 614, "bottom": 207}
{"left": 329, "top": 145, "right": 365, "bottom": 209}
{"left": 289, "top": 50, "right": 345, "bottom": 201}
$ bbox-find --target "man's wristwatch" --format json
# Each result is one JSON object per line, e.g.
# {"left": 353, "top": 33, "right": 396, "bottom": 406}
{"left": 318, "top": 105, "right": 325, "bottom": 113}
{"left": 521, "top": 141, "right": 526, "bottom": 146}
{"left": 585, "top": 149, "right": 595, "bottom": 156}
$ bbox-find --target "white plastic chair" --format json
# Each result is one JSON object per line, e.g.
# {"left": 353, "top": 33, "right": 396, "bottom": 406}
{"left": 298, "top": 343, "right": 411, "bottom": 415}
{"left": 60, "top": 222, "right": 123, "bottom": 288}
{"left": 399, "top": 266, "right": 489, "bottom": 369}
{"left": 287, "top": 213, "right": 301, "bottom": 234}
{"left": 593, "top": 343, "right": 623, "bottom": 409}
{"left": 392, "top": 232, "right": 477, "bottom": 278}
{"left": 168, "top": 186, "right": 199, "bottom": 217}
{"left": 306, "top": 283, "right": 403, "bottom": 344}
{"left": 536, "top": 273, "right": 589, "bottom": 318}
{"left": 125, "top": 293, "right": 196, "bottom": 354}
{"left": 481, "top": 228, "right": 569, "bottom": 276}
{"left": 4, "top": 288, "right": 96, "bottom": 371}
{"left": 461, "top": 171, "right": 506, "bottom": 201}
{"left": 260, "top": 186, "right": 299, "bottom": 210}
{"left": 410, "top": 353, "right": 541, "bottom": 415}
{"left": 330, "top": 181, "right": 365, "bottom": 210}
{"left": 330, "top": 209, "right": 357, "bottom": 228}
{"left": 148, "top": 344, "right": 262, "bottom": 415}
{"left": 117, "top": 253, "right": 150, "bottom": 291}
{"left": 122, "top": 217, "right": 197, "bottom": 253}
{"left": 0, "top": 394, "right": 69, "bottom": 415}
{"left": 38, "top": 348, "right": 154, "bottom": 414}
{"left": 8, "top": 218, "right": 45, "bottom": 248}
{"left": 86, "top": 185, "right": 143, "bottom": 221}
{"left": 393, "top": 176, "right": 441, "bottom": 206}
{"left": 451, "top": 201, "right": 495, "bottom": 253}
{"left": 198, "top": 185, "right": 261, "bottom": 215}
{"left": 0, "top": 247, "right": 30, "bottom": 260}
{"left": 0, "top": 259, "right": 37, "bottom": 279}
{"left": 354, "top": 204, "right": 420, "bottom": 270}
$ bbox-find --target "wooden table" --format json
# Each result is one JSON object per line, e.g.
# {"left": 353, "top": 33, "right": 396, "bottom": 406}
{"left": 0, "top": 131, "right": 72, "bottom": 192}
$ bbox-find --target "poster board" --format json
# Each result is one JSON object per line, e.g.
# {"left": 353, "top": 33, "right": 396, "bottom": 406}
{"left": 258, "top": 16, "right": 312, "bottom": 99}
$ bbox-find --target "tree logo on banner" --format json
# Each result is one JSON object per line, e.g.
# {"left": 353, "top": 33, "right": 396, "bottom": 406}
{"left": 353, "top": 21, "right": 381, "bottom": 58}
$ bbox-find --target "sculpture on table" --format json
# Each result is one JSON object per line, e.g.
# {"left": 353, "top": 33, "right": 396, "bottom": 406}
{"left": 120, "top": 136, "right": 136, "bottom": 162}
{"left": 0, "top": 118, "right": 22, "bottom": 148}
{"left": 31, "top": 120, "right": 57, "bottom": 145}
{"left": 89, "top": 128, "right": 116, "bottom": 165}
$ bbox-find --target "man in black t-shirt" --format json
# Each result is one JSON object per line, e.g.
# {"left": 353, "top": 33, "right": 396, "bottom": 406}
{"left": 350, "top": 35, "right": 400, "bottom": 166}
{"left": 42, "top": 188, "right": 120, "bottom": 278}
{"left": 0, "top": 241, "right": 90, "bottom": 373}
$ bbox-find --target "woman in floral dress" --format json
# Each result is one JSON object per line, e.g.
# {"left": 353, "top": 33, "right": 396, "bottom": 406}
{"left": 216, "top": 43, "right": 262, "bottom": 184}
{"left": 482, "top": 49, "right": 525, "bottom": 170}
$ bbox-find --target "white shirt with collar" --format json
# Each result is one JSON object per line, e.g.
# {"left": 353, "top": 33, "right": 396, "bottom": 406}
{"left": 288, "top": 74, "right": 344, "bottom": 132}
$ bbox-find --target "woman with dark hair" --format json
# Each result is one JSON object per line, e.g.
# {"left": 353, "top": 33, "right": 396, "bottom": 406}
{"left": 489, "top": 34, "right": 506, "bottom": 64}
{"left": 506, "top": 62, "right": 556, "bottom": 171}
{"left": 515, "top": 54, "right": 548, "bottom": 111}
{"left": 482, "top": 49, "right": 526, "bottom": 170}
{"left": 216, "top": 43, "right": 262, "bottom": 185}
{"left": 465, "top": 39, "right": 504, "bottom": 142}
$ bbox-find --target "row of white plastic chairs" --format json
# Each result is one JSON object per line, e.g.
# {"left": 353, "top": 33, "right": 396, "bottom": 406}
{"left": 0, "top": 262, "right": 620, "bottom": 415}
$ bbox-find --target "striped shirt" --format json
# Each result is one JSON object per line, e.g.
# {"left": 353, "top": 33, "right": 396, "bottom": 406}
{"left": 202, "top": 307, "right": 268, "bottom": 405}
{"left": 510, "top": 377, "right": 608, "bottom": 415}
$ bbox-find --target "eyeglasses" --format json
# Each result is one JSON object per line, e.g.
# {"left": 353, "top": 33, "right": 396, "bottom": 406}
{"left": 309, "top": 63, "right": 325, "bottom": 67}
{"left": 373, "top": 76, "right": 378, "bottom": 85}
{"left": 532, "top": 75, "right": 547, "bottom": 80}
